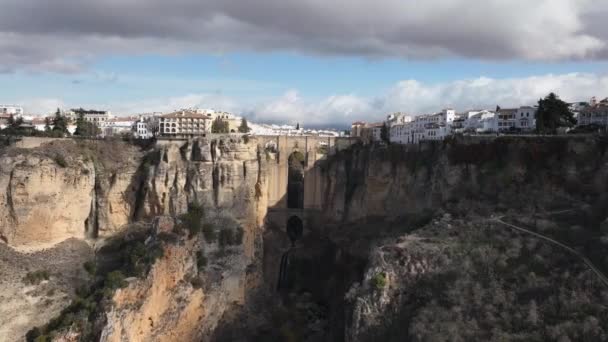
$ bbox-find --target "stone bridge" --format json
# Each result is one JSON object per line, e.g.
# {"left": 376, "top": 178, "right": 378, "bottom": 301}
{"left": 253, "top": 135, "right": 357, "bottom": 237}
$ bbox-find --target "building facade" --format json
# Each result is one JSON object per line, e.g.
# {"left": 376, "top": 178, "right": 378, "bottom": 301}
{"left": 0, "top": 105, "right": 24, "bottom": 116}
{"left": 158, "top": 110, "right": 212, "bottom": 137}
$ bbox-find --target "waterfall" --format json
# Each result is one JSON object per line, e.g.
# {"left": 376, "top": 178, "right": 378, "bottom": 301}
{"left": 276, "top": 250, "right": 291, "bottom": 291}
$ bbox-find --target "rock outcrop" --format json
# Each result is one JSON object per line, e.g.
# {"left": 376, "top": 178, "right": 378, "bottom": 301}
{"left": 0, "top": 140, "right": 143, "bottom": 247}
{"left": 100, "top": 217, "right": 249, "bottom": 342}
{"left": 321, "top": 137, "right": 608, "bottom": 224}
{"left": 0, "top": 137, "right": 269, "bottom": 249}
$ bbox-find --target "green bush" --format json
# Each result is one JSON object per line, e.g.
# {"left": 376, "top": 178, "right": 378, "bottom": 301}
{"left": 83, "top": 261, "right": 96, "bottom": 276}
{"left": 105, "top": 271, "right": 126, "bottom": 290}
{"left": 242, "top": 135, "right": 250, "bottom": 144}
{"left": 371, "top": 273, "right": 387, "bottom": 290}
{"left": 23, "top": 270, "right": 50, "bottom": 285}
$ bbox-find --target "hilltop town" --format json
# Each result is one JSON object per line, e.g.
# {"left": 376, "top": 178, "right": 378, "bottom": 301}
{"left": 2, "top": 94, "right": 607, "bottom": 144}
{"left": 352, "top": 95, "right": 608, "bottom": 145}
{"left": 0, "top": 106, "right": 344, "bottom": 139}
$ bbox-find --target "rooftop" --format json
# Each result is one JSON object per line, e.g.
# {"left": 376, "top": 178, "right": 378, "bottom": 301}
{"left": 160, "top": 110, "right": 212, "bottom": 119}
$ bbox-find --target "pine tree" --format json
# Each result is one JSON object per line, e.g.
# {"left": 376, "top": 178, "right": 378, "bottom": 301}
{"left": 52, "top": 109, "right": 70, "bottom": 136}
{"left": 44, "top": 117, "right": 52, "bottom": 132}
{"left": 296, "top": 122, "right": 300, "bottom": 130}
{"left": 212, "top": 117, "right": 229, "bottom": 133}
{"left": 535, "top": 93, "right": 575, "bottom": 134}
{"left": 380, "top": 122, "right": 390, "bottom": 144}
{"left": 238, "top": 118, "right": 250, "bottom": 133}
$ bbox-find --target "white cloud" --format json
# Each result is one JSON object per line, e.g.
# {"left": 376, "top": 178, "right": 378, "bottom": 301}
{"left": 20, "top": 98, "right": 65, "bottom": 115}
{"left": 20, "top": 73, "right": 608, "bottom": 127}
{"left": 0, "top": 0, "right": 607, "bottom": 72}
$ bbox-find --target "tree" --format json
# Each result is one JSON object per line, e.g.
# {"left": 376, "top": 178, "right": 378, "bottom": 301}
{"left": 52, "top": 109, "right": 70, "bottom": 136}
{"left": 211, "top": 117, "right": 229, "bottom": 133}
{"left": 536, "top": 93, "right": 576, "bottom": 134}
{"left": 296, "top": 122, "right": 300, "bottom": 130}
{"left": 7, "top": 114, "right": 15, "bottom": 127}
{"left": 44, "top": 117, "right": 52, "bottom": 133}
{"left": 2, "top": 114, "right": 24, "bottom": 135}
{"left": 238, "top": 118, "right": 251, "bottom": 133}
{"left": 74, "top": 112, "right": 100, "bottom": 137}
{"left": 380, "top": 122, "right": 390, "bottom": 144}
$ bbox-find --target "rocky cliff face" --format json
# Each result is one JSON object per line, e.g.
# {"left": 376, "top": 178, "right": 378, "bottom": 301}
{"left": 0, "top": 140, "right": 143, "bottom": 248}
{"left": 0, "top": 137, "right": 268, "bottom": 249}
{"left": 100, "top": 217, "right": 249, "bottom": 342}
{"left": 321, "top": 137, "right": 608, "bottom": 223}
{"left": 0, "top": 137, "right": 269, "bottom": 341}
{"left": 135, "top": 138, "right": 266, "bottom": 226}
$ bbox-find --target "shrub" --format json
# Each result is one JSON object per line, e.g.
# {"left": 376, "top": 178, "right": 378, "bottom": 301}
{"left": 190, "top": 277, "right": 204, "bottom": 289}
{"left": 23, "top": 270, "right": 50, "bottom": 285}
{"left": 371, "top": 273, "right": 387, "bottom": 290}
{"left": 54, "top": 154, "right": 67, "bottom": 168}
{"left": 83, "top": 261, "right": 96, "bottom": 276}
{"left": 234, "top": 226, "right": 245, "bottom": 245}
{"left": 202, "top": 223, "right": 217, "bottom": 242}
{"left": 196, "top": 251, "right": 208, "bottom": 272}
{"left": 105, "top": 271, "right": 126, "bottom": 290}
{"left": 219, "top": 228, "right": 235, "bottom": 248}
{"left": 179, "top": 203, "right": 204, "bottom": 237}
{"left": 242, "top": 135, "right": 250, "bottom": 144}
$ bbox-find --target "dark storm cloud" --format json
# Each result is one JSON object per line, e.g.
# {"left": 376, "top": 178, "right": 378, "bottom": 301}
{"left": 0, "top": 0, "right": 606, "bottom": 72}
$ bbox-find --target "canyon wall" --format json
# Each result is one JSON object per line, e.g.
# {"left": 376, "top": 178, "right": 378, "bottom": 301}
{"left": 0, "top": 140, "right": 143, "bottom": 247}
{"left": 0, "top": 137, "right": 272, "bottom": 249}
{"left": 321, "top": 136, "right": 608, "bottom": 224}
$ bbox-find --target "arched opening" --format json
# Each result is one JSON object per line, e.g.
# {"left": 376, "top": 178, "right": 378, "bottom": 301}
{"left": 286, "top": 215, "right": 304, "bottom": 245}
{"left": 287, "top": 151, "right": 305, "bottom": 209}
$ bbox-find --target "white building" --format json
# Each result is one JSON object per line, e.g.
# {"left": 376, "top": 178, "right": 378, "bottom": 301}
{"left": 102, "top": 117, "right": 136, "bottom": 137}
{"left": 69, "top": 108, "right": 114, "bottom": 125}
{"left": 497, "top": 108, "right": 517, "bottom": 131}
{"left": 158, "top": 110, "right": 212, "bottom": 137}
{"left": 389, "top": 109, "right": 455, "bottom": 144}
{"left": 578, "top": 107, "right": 608, "bottom": 127}
{"left": 515, "top": 106, "right": 536, "bottom": 131}
{"left": 0, "top": 105, "right": 24, "bottom": 116}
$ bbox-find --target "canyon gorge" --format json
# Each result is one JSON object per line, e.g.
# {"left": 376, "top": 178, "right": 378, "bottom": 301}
{"left": 1, "top": 135, "right": 608, "bottom": 341}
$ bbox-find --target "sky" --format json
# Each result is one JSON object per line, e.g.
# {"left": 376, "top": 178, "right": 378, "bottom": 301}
{"left": 1, "top": 0, "right": 608, "bottom": 127}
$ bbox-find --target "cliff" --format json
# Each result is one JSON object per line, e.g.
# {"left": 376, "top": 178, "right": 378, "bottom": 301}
{"left": 0, "top": 140, "right": 143, "bottom": 248}
{"left": 322, "top": 136, "right": 608, "bottom": 223}
{"left": 0, "top": 136, "right": 268, "bottom": 249}
{"left": 0, "top": 136, "right": 269, "bottom": 341}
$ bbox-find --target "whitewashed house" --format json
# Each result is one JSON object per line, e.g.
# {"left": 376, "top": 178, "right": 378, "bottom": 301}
{"left": 0, "top": 105, "right": 24, "bottom": 116}
{"left": 515, "top": 106, "right": 536, "bottom": 131}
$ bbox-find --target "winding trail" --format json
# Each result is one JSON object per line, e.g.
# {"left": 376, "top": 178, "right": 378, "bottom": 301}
{"left": 490, "top": 216, "right": 608, "bottom": 288}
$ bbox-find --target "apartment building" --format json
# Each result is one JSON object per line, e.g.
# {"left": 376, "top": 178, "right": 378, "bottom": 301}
{"left": 158, "top": 110, "right": 212, "bottom": 137}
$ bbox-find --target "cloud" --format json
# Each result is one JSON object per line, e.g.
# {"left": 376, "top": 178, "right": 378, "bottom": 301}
{"left": 0, "top": 0, "right": 607, "bottom": 72}
{"left": 20, "top": 98, "right": 65, "bottom": 115}
{"left": 250, "top": 73, "right": 608, "bottom": 126}
{"left": 24, "top": 72, "right": 606, "bottom": 127}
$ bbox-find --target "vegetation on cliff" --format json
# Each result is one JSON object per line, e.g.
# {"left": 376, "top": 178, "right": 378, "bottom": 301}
{"left": 355, "top": 217, "right": 608, "bottom": 342}
{"left": 25, "top": 225, "right": 164, "bottom": 342}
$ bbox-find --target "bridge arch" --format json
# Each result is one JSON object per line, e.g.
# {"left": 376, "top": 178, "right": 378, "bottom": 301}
{"left": 287, "top": 151, "right": 305, "bottom": 209}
